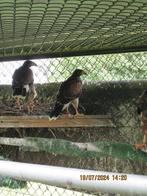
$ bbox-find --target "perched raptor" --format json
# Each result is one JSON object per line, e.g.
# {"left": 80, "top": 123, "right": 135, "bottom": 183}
{"left": 12, "top": 60, "right": 37, "bottom": 113}
{"left": 135, "top": 90, "right": 147, "bottom": 149}
{"left": 50, "top": 69, "right": 87, "bottom": 119}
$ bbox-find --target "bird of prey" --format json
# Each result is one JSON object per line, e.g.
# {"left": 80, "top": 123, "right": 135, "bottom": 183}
{"left": 135, "top": 90, "right": 147, "bottom": 149}
{"left": 49, "top": 69, "right": 87, "bottom": 120}
{"left": 12, "top": 60, "right": 37, "bottom": 113}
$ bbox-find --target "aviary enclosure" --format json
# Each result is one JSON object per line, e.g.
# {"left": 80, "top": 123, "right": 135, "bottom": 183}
{"left": 0, "top": 0, "right": 147, "bottom": 196}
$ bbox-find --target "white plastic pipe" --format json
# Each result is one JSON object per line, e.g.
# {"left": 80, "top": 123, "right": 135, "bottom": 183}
{"left": 0, "top": 160, "right": 147, "bottom": 195}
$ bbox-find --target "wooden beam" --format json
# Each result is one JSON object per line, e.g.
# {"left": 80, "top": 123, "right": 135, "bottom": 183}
{"left": 0, "top": 115, "right": 115, "bottom": 128}
{"left": 0, "top": 137, "right": 147, "bottom": 162}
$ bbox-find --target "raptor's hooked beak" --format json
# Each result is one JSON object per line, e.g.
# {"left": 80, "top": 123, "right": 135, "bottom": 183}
{"left": 32, "top": 62, "right": 37, "bottom": 66}
{"left": 82, "top": 70, "right": 87, "bottom": 75}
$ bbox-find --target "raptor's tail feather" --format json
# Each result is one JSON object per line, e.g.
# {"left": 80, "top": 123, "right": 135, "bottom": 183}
{"left": 13, "top": 87, "right": 26, "bottom": 97}
{"left": 49, "top": 102, "right": 64, "bottom": 119}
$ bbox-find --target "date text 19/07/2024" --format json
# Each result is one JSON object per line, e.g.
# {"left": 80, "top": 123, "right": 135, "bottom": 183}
{"left": 80, "top": 175, "right": 127, "bottom": 181}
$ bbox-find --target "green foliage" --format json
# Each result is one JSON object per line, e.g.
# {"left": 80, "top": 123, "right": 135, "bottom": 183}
{"left": 0, "top": 177, "right": 26, "bottom": 189}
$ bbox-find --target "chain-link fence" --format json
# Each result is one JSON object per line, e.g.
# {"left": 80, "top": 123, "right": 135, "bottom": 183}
{"left": 0, "top": 52, "right": 147, "bottom": 195}
{"left": 0, "top": 52, "right": 147, "bottom": 84}
{"left": 0, "top": 179, "right": 93, "bottom": 196}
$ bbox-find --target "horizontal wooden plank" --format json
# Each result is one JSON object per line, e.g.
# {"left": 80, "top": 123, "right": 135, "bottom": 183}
{"left": 0, "top": 115, "right": 115, "bottom": 128}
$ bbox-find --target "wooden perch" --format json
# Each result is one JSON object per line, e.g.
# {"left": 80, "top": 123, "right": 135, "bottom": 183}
{"left": 0, "top": 115, "right": 114, "bottom": 128}
{"left": 0, "top": 137, "right": 147, "bottom": 162}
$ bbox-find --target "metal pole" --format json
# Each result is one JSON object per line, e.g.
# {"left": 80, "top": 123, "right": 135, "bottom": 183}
{"left": 0, "top": 160, "right": 146, "bottom": 195}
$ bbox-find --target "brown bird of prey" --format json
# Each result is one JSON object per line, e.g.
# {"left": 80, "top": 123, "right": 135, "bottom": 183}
{"left": 49, "top": 69, "right": 87, "bottom": 120}
{"left": 12, "top": 60, "right": 37, "bottom": 113}
{"left": 135, "top": 90, "right": 147, "bottom": 150}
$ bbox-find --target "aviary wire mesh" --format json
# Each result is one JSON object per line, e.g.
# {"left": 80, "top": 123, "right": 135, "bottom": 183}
{"left": 0, "top": 0, "right": 147, "bottom": 195}
{"left": 0, "top": 0, "right": 146, "bottom": 59}
{"left": 0, "top": 52, "right": 147, "bottom": 196}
